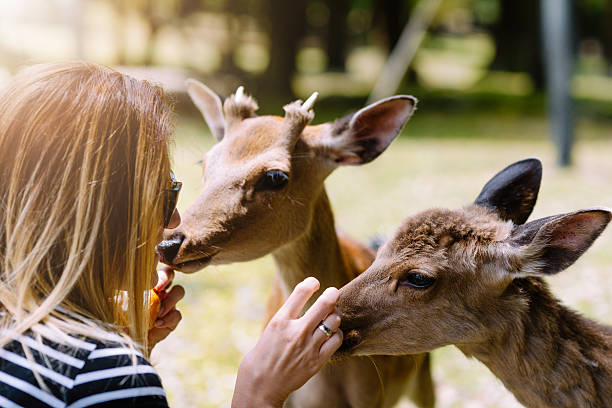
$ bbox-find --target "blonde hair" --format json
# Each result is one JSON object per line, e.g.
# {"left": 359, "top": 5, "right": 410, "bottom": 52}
{"left": 0, "top": 62, "right": 172, "bottom": 356}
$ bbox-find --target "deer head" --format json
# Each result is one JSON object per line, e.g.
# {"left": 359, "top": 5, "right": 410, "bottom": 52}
{"left": 157, "top": 80, "right": 417, "bottom": 272}
{"left": 336, "top": 158, "right": 611, "bottom": 356}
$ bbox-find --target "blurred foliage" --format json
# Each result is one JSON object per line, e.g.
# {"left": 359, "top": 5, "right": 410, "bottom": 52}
{"left": 2, "top": 0, "right": 612, "bottom": 103}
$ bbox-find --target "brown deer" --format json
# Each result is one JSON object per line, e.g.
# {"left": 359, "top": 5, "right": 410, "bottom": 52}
{"left": 156, "top": 81, "right": 434, "bottom": 407}
{"left": 336, "top": 158, "right": 612, "bottom": 408}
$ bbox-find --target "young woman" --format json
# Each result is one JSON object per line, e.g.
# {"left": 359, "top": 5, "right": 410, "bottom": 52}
{"left": 0, "top": 62, "right": 342, "bottom": 407}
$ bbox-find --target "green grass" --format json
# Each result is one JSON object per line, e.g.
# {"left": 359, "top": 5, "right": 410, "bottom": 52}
{"left": 153, "top": 112, "right": 612, "bottom": 408}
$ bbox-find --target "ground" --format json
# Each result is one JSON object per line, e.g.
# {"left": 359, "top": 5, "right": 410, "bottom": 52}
{"left": 152, "top": 110, "right": 612, "bottom": 408}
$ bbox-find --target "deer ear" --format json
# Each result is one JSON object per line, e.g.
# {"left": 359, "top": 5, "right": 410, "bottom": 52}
{"left": 186, "top": 79, "right": 226, "bottom": 141}
{"left": 474, "top": 158, "right": 542, "bottom": 224}
{"left": 511, "top": 208, "right": 611, "bottom": 275}
{"left": 318, "top": 95, "right": 417, "bottom": 165}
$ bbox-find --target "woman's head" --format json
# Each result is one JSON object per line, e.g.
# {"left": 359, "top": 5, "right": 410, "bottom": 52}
{"left": 0, "top": 62, "right": 173, "bottom": 351}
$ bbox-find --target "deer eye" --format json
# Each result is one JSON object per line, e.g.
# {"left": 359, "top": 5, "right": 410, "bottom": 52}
{"left": 257, "top": 170, "right": 289, "bottom": 191}
{"left": 398, "top": 272, "right": 435, "bottom": 289}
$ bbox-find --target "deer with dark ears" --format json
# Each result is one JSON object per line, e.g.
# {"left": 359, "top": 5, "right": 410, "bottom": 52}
{"left": 157, "top": 81, "right": 435, "bottom": 408}
{"left": 336, "top": 158, "right": 612, "bottom": 408}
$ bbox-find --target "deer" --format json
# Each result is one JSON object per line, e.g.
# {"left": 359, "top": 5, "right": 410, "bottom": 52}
{"left": 335, "top": 158, "right": 612, "bottom": 408}
{"left": 156, "top": 81, "right": 435, "bottom": 407}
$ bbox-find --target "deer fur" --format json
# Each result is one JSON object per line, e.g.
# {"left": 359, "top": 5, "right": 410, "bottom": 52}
{"left": 336, "top": 158, "right": 612, "bottom": 408}
{"left": 157, "top": 81, "right": 434, "bottom": 408}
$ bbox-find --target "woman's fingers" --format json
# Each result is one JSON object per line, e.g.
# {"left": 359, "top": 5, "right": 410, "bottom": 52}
{"left": 277, "top": 277, "right": 320, "bottom": 319}
{"left": 149, "top": 327, "right": 173, "bottom": 346}
{"left": 302, "top": 287, "right": 339, "bottom": 327}
{"left": 155, "top": 265, "right": 175, "bottom": 292}
{"left": 148, "top": 268, "right": 183, "bottom": 352}
{"left": 319, "top": 329, "right": 343, "bottom": 360}
{"left": 159, "top": 285, "right": 185, "bottom": 316}
{"left": 149, "top": 309, "right": 183, "bottom": 349}
{"left": 155, "top": 308, "right": 182, "bottom": 329}
{"left": 312, "top": 312, "right": 341, "bottom": 346}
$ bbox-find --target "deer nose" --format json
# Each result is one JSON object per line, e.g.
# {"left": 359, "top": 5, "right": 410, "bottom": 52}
{"left": 156, "top": 233, "right": 184, "bottom": 264}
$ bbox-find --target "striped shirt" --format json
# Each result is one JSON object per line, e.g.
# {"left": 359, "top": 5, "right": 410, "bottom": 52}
{"left": 0, "top": 326, "right": 169, "bottom": 407}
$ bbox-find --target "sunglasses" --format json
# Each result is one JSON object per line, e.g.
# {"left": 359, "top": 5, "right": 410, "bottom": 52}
{"left": 163, "top": 172, "right": 182, "bottom": 228}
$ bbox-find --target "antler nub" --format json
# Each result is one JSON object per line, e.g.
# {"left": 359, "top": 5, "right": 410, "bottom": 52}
{"left": 235, "top": 86, "right": 245, "bottom": 102}
{"left": 302, "top": 91, "right": 319, "bottom": 111}
{"left": 223, "top": 85, "right": 258, "bottom": 126}
{"left": 282, "top": 93, "right": 317, "bottom": 146}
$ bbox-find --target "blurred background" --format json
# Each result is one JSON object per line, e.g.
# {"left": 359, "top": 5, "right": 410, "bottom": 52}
{"left": 1, "top": 0, "right": 611, "bottom": 407}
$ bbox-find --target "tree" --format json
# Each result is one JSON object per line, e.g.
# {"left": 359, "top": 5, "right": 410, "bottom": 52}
{"left": 261, "top": 0, "right": 308, "bottom": 98}
{"left": 490, "top": 0, "right": 544, "bottom": 89}
{"left": 326, "top": 0, "right": 349, "bottom": 71}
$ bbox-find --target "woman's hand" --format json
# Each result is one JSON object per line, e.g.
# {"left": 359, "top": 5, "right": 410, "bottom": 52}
{"left": 148, "top": 265, "right": 185, "bottom": 350}
{"left": 232, "top": 277, "right": 342, "bottom": 408}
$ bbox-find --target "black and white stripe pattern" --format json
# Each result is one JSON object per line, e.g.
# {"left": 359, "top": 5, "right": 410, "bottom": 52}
{"left": 0, "top": 327, "right": 168, "bottom": 407}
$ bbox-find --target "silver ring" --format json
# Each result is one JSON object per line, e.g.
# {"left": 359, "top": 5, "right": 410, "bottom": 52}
{"left": 317, "top": 323, "right": 332, "bottom": 338}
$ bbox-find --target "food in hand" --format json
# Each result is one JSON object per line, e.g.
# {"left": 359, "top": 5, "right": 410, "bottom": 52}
{"left": 115, "top": 289, "right": 165, "bottom": 329}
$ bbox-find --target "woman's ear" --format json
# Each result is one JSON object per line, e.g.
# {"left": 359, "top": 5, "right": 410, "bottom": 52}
{"left": 311, "top": 95, "right": 417, "bottom": 166}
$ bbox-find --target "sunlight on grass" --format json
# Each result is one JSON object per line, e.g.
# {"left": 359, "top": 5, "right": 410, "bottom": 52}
{"left": 153, "top": 112, "right": 612, "bottom": 407}
{"left": 573, "top": 73, "right": 612, "bottom": 101}
{"left": 470, "top": 71, "right": 534, "bottom": 96}
{"left": 414, "top": 34, "right": 494, "bottom": 91}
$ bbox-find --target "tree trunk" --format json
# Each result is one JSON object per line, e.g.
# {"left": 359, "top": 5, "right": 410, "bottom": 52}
{"left": 220, "top": 0, "right": 242, "bottom": 75}
{"left": 491, "top": 0, "right": 544, "bottom": 90}
{"left": 262, "top": 0, "right": 307, "bottom": 99}
{"left": 601, "top": 2, "right": 612, "bottom": 71}
{"left": 376, "top": 0, "right": 410, "bottom": 52}
{"left": 326, "top": 0, "right": 349, "bottom": 71}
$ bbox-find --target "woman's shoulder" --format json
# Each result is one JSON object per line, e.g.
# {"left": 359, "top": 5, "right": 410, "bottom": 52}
{"left": 67, "top": 338, "right": 168, "bottom": 407}
{"left": 0, "top": 325, "right": 168, "bottom": 407}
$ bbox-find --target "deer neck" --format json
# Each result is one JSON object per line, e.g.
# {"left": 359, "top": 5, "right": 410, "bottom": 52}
{"left": 272, "top": 188, "right": 350, "bottom": 304}
{"left": 458, "top": 278, "right": 612, "bottom": 407}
